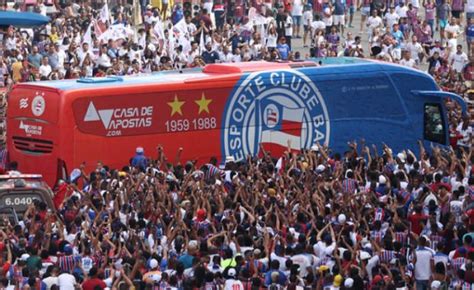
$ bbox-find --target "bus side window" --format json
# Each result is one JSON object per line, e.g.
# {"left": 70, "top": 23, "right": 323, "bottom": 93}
{"left": 424, "top": 103, "right": 446, "bottom": 145}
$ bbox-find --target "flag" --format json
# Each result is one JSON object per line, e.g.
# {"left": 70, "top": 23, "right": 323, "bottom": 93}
{"left": 100, "top": 2, "right": 110, "bottom": 24}
{"left": 153, "top": 19, "right": 165, "bottom": 40}
{"left": 82, "top": 21, "right": 93, "bottom": 45}
{"left": 174, "top": 18, "right": 188, "bottom": 37}
{"left": 275, "top": 156, "right": 287, "bottom": 175}
{"left": 93, "top": 19, "right": 105, "bottom": 39}
{"left": 199, "top": 31, "right": 205, "bottom": 54}
{"left": 256, "top": 100, "right": 305, "bottom": 151}
{"left": 132, "top": 0, "right": 142, "bottom": 26}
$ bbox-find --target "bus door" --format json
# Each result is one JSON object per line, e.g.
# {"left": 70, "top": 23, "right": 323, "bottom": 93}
{"left": 413, "top": 90, "right": 467, "bottom": 147}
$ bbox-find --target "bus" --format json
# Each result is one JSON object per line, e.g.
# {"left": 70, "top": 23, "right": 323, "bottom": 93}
{"left": 6, "top": 58, "right": 467, "bottom": 186}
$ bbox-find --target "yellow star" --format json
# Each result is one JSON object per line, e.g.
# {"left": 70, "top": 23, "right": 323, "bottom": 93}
{"left": 195, "top": 93, "right": 212, "bottom": 114}
{"left": 168, "top": 95, "right": 185, "bottom": 116}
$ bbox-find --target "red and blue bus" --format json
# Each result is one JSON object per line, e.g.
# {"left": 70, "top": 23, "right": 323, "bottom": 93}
{"left": 6, "top": 59, "right": 467, "bottom": 186}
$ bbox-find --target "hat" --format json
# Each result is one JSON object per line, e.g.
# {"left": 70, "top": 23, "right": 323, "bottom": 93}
{"left": 431, "top": 280, "right": 441, "bottom": 289}
{"left": 70, "top": 168, "right": 81, "bottom": 182}
{"left": 372, "top": 275, "right": 383, "bottom": 284}
{"left": 310, "top": 145, "right": 319, "bottom": 151}
{"left": 344, "top": 278, "right": 354, "bottom": 288}
{"left": 268, "top": 188, "right": 276, "bottom": 197}
{"left": 319, "top": 265, "right": 329, "bottom": 272}
{"left": 379, "top": 175, "right": 387, "bottom": 184}
{"left": 225, "top": 156, "right": 235, "bottom": 163}
{"left": 338, "top": 214, "right": 346, "bottom": 224}
{"left": 146, "top": 4, "right": 152, "bottom": 9}
{"left": 20, "top": 253, "right": 30, "bottom": 261}
{"left": 196, "top": 209, "right": 206, "bottom": 221}
{"left": 149, "top": 258, "right": 158, "bottom": 269}
{"left": 136, "top": 147, "right": 144, "bottom": 153}
{"left": 397, "top": 152, "right": 406, "bottom": 163}
{"left": 64, "top": 244, "right": 73, "bottom": 255}
{"left": 333, "top": 274, "right": 343, "bottom": 287}
{"left": 360, "top": 251, "right": 371, "bottom": 260}
{"left": 228, "top": 268, "right": 236, "bottom": 277}
{"left": 316, "top": 164, "right": 325, "bottom": 173}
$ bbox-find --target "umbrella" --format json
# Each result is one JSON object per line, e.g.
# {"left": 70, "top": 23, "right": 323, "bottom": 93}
{"left": 0, "top": 11, "right": 50, "bottom": 28}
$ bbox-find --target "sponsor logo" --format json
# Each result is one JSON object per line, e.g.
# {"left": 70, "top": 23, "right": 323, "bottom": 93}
{"left": 19, "top": 98, "right": 28, "bottom": 109}
{"left": 222, "top": 70, "right": 330, "bottom": 161}
{"left": 31, "top": 95, "right": 45, "bottom": 116}
{"left": 83, "top": 102, "right": 153, "bottom": 135}
{"left": 19, "top": 121, "right": 42, "bottom": 136}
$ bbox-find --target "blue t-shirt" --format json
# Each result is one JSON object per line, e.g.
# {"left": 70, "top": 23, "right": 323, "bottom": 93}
{"left": 467, "top": 25, "right": 474, "bottom": 38}
{"left": 392, "top": 30, "right": 404, "bottom": 48}
{"left": 277, "top": 43, "right": 290, "bottom": 60}
{"left": 333, "top": 0, "right": 346, "bottom": 15}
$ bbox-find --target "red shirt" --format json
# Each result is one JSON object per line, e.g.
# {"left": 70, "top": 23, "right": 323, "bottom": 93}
{"left": 82, "top": 278, "right": 106, "bottom": 290}
{"left": 408, "top": 213, "right": 428, "bottom": 235}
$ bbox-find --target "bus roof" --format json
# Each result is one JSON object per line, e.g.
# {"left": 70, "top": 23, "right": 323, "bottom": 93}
{"left": 13, "top": 59, "right": 426, "bottom": 92}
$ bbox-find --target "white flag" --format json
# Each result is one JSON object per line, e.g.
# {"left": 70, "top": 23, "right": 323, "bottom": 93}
{"left": 153, "top": 19, "right": 165, "bottom": 40}
{"left": 82, "top": 21, "right": 93, "bottom": 45}
{"left": 199, "top": 31, "right": 205, "bottom": 54}
{"left": 100, "top": 2, "right": 110, "bottom": 24}
{"left": 174, "top": 18, "right": 188, "bottom": 37}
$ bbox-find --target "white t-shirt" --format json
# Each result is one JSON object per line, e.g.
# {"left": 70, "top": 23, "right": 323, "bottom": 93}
{"left": 291, "top": 254, "right": 312, "bottom": 277}
{"left": 414, "top": 247, "right": 434, "bottom": 280}
{"left": 445, "top": 24, "right": 461, "bottom": 36}
{"left": 58, "top": 273, "right": 76, "bottom": 290}
{"left": 367, "top": 16, "right": 383, "bottom": 30}
{"left": 266, "top": 33, "right": 278, "bottom": 48}
{"left": 450, "top": 52, "right": 468, "bottom": 72}
{"left": 400, "top": 58, "right": 416, "bottom": 68}
{"left": 292, "top": 0, "right": 304, "bottom": 16}
{"left": 42, "top": 276, "right": 59, "bottom": 290}
{"left": 385, "top": 12, "right": 400, "bottom": 30}
{"left": 456, "top": 122, "right": 473, "bottom": 147}
{"left": 224, "top": 279, "right": 244, "bottom": 290}
{"left": 311, "top": 20, "right": 326, "bottom": 31}
{"left": 285, "top": 16, "right": 293, "bottom": 36}
{"left": 323, "top": 7, "right": 333, "bottom": 27}
{"left": 39, "top": 64, "right": 52, "bottom": 78}
{"left": 303, "top": 11, "right": 313, "bottom": 26}
{"left": 396, "top": 5, "right": 409, "bottom": 18}
{"left": 405, "top": 42, "right": 423, "bottom": 61}
{"left": 271, "top": 252, "right": 289, "bottom": 271}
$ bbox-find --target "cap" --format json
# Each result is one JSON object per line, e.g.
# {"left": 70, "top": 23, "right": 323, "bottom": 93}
{"left": 379, "top": 175, "right": 387, "bottom": 184}
{"left": 268, "top": 188, "right": 276, "bottom": 197}
{"left": 319, "top": 265, "right": 329, "bottom": 272}
{"left": 344, "top": 278, "right": 354, "bottom": 287}
{"left": 373, "top": 275, "right": 383, "bottom": 284}
{"left": 310, "top": 145, "right": 319, "bottom": 151}
{"left": 149, "top": 258, "right": 158, "bottom": 269}
{"left": 431, "top": 280, "right": 441, "bottom": 289}
{"left": 338, "top": 214, "right": 346, "bottom": 224}
{"left": 316, "top": 164, "right": 325, "bottom": 173}
{"left": 333, "top": 274, "right": 343, "bottom": 287}
{"left": 228, "top": 268, "right": 236, "bottom": 277}
{"left": 136, "top": 147, "right": 144, "bottom": 153}
{"left": 225, "top": 156, "right": 235, "bottom": 163}
{"left": 360, "top": 251, "right": 371, "bottom": 260}
{"left": 196, "top": 209, "right": 206, "bottom": 221}
{"left": 20, "top": 253, "right": 30, "bottom": 261}
{"left": 70, "top": 168, "right": 81, "bottom": 182}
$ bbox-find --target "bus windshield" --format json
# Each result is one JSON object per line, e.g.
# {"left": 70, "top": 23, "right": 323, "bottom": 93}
{"left": 424, "top": 103, "right": 446, "bottom": 145}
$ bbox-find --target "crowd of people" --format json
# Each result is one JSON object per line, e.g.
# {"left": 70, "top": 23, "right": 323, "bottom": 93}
{"left": 0, "top": 0, "right": 473, "bottom": 290}
{"left": 0, "top": 0, "right": 473, "bottom": 96}
{"left": 1, "top": 133, "right": 473, "bottom": 290}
